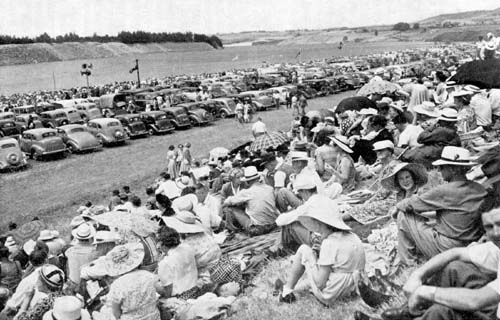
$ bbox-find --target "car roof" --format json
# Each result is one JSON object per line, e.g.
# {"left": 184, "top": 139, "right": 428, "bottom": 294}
{"left": 59, "top": 124, "right": 85, "bottom": 130}
{"left": 0, "top": 137, "right": 19, "bottom": 145}
{"left": 23, "top": 128, "right": 56, "bottom": 134}
{"left": 42, "top": 109, "right": 66, "bottom": 115}
{"left": 89, "top": 118, "right": 120, "bottom": 124}
{"left": 140, "top": 111, "right": 164, "bottom": 115}
{"left": 0, "top": 119, "right": 15, "bottom": 124}
{"left": 116, "top": 114, "right": 141, "bottom": 119}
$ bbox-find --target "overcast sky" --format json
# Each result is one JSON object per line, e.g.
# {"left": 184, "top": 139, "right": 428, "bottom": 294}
{"left": 1, "top": 0, "right": 499, "bottom": 37}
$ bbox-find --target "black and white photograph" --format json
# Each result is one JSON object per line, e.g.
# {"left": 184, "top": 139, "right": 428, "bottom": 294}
{"left": 2, "top": 0, "right": 500, "bottom": 319}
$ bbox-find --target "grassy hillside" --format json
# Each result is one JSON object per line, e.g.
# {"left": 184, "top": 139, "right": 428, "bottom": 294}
{"left": 0, "top": 42, "right": 214, "bottom": 66}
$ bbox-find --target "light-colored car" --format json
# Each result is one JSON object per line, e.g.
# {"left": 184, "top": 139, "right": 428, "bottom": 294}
{"left": 75, "top": 103, "right": 102, "bottom": 121}
{"left": 86, "top": 118, "right": 128, "bottom": 146}
{"left": 40, "top": 110, "right": 70, "bottom": 128}
{"left": 19, "top": 128, "right": 67, "bottom": 160}
{"left": 57, "top": 124, "right": 102, "bottom": 153}
{"left": 14, "top": 114, "right": 44, "bottom": 131}
{"left": 0, "top": 137, "right": 27, "bottom": 170}
{"left": 59, "top": 107, "right": 84, "bottom": 125}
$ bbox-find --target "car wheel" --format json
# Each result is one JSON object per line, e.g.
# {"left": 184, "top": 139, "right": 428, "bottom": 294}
{"left": 97, "top": 136, "right": 104, "bottom": 146}
{"left": 61, "top": 120, "right": 69, "bottom": 125}
{"left": 67, "top": 143, "right": 76, "bottom": 153}
{"left": 31, "top": 150, "right": 39, "bottom": 161}
{"left": 148, "top": 128, "right": 154, "bottom": 136}
{"left": 220, "top": 111, "right": 227, "bottom": 119}
{"left": 190, "top": 118, "right": 198, "bottom": 126}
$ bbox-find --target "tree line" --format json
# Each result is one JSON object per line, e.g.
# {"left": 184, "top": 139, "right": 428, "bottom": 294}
{"left": 0, "top": 31, "right": 223, "bottom": 49}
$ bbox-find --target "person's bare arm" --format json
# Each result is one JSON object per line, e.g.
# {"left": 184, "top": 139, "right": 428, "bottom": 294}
{"left": 415, "top": 285, "right": 500, "bottom": 311}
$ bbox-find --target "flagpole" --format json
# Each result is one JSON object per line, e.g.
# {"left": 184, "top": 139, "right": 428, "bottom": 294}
{"left": 135, "top": 59, "right": 141, "bottom": 88}
{"left": 52, "top": 71, "right": 56, "bottom": 91}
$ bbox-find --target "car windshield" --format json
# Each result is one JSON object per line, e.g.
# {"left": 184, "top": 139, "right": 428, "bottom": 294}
{"left": 41, "top": 132, "right": 56, "bottom": 138}
{"left": 108, "top": 122, "right": 119, "bottom": 127}
{"left": 1, "top": 143, "right": 16, "bottom": 149}
{"left": 1, "top": 122, "right": 15, "bottom": 128}
{"left": 70, "top": 127, "right": 85, "bottom": 133}
{"left": 55, "top": 113, "right": 66, "bottom": 119}
{"left": 156, "top": 114, "right": 167, "bottom": 120}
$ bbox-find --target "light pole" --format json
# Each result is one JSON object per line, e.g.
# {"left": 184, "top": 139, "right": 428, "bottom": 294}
{"left": 80, "top": 63, "right": 92, "bottom": 91}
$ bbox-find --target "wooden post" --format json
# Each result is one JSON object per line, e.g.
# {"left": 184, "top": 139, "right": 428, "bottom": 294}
{"left": 135, "top": 59, "right": 141, "bottom": 88}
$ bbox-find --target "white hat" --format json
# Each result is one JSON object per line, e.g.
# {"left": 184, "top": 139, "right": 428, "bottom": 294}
{"left": 162, "top": 211, "right": 206, "bottom": 234}
{"left": 4, "top": 236, "right": 17, "bottom": 248}
{"left": 274, "top": 171, "right": 286, "bottom": 188}
{"left": 293, "top": 174, "right": 316, "bottom": 190}
{"left": 414, "top": 102, "right": 439, "bottom": 118}
{"left": 296, "top": 207, "right": 351, "bottom": 231}
{"left": 324, "top": 116, "right": 335, "bottom": 123}
{"left": 359, "top": 108, "right": 378, "bottom": 116}
{"left": 463, "top": 85, "right": 481, "bottom": 93}
{"left": 375, "top": 68, "right": 384, "bottom": 75}
{"left": 290, "top": 151, "right": 309, "bottom": 161}
{"left": 23, "top": 239, "right": 37, "bottom": 255}
{"left": 378, "top": 97, "right": 393, "bottom": 104}
{"left": 172, "top": 194, "right": 198, "bottom": 212}
{"left": 438, "top": 108, "right": 458, "bottom": 122}
{"left": 432, "top": 146, "right": 476, "bottom": 166}
{"left": 452, "top": 90, "right": 472, "bottom": 97}
{"left": 71, "top": 223, "right": 96, "bottom": 241}
{"left": 175, "top": 176, "right": 191, "bottom": 190}
{"left": 38, "top": 230, "right": 58, "bottom": 241}
{"left": 329, "top": 135, "right": 353, "bottom": 154}
{"left": 373, "top": 140, "right": 394, "bottom": 151}
{"left": 311, "top": 122, "right": 326, "bottom": 133}
{"left": 42, "top": 296, "right": 91, "bottom": 320}
{"left": 93, "top": 231, "right": 121, "bottom": 245}
{"left": 241, "top": 166, "right": 260, "bottom": 182}
{"left": 389, "top": 102, "right": 404, "bottom": 114}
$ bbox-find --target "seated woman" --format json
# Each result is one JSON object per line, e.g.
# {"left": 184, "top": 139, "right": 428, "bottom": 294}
{"left": 343, "top": 161, "right": 428, "bottom": 225}
{"left": 351, "top": 115, "right": 394, "bottom": 165}
{"left": 325, "top": 135, "right": 356, "bottom": 193}
{"left": 277, "top": 208, "right": 365, "bottom": 306}
{"left": 314, "top": 131, "right": 337, "bottom": 181}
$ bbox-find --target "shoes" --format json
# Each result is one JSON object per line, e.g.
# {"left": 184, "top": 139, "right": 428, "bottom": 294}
{"left": 278, "top": 292, "right": 296, "bottom": 303}
{"left": 353, "top": 311, "right": 377, "bottom": 320}
{"left": 381, "top": 305, "right": 414, "bottom": 320}
{"left": 272, "top": 278, "right": 284, "bottom": 296}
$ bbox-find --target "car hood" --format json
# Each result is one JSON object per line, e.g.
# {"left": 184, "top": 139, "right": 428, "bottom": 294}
{"left": 68, "top": 132, "right": 100, "bottom": 146}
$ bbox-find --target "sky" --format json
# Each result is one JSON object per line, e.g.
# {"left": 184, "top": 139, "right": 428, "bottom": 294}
{"left": 1, "top": 0, "right": 499, "bottom": 37}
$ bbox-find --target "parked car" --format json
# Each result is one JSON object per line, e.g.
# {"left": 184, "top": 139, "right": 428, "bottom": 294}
{"left": 0, "top": 120, "right": 22, "bottom": 138}
{"left": 12, "top": 105, "right": 36, "bottom": 115}
{"left": 237, "top": 91, "right": 274, "bottom": 110}
{"left": 59, "top": 107, "right": 84, "bottom": 124}
{"left": 86, "top": 118, "right": 128, "bottom": 146}
{"left": 14, "top": 114, "right": 44, "bottom": 131}
{"left": 161, "top": 107, "right": 191, "bottom": 129}
{"left": 140, "top": 111, "right": 175, "bottom": 135}
{"left": 116, "top": 114, "right": 149, "bottom": 138}
{"left": 0, "top": 112, "right": 16, "bottom": 121}
{"left": 99, "top": 93, "right": 128, "bottom": 117}
{"left": 177, "top": 103, "right": 214, "bottom": 126}
{"left": 57, "top": 124, "right": 102, "bottom": 153}
{"left": 0, "top": 137, "right": 27, "bottom": 171}
{"left": 75, "top": 104, "right": 102, "bottom": 121}
{"left": 207, "top": 98, "right": 236, "bottom": 118}
{"left": 40, "top": 110, "right": 70, "bottom": 128}
{"left": 19, "top": 128, "right": 67, "bottom": 160}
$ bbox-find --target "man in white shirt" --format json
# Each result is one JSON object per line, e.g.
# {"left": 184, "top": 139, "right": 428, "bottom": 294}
{"left": 381, "top": 208, "right": 500, "bottom": 320}
{"left": 251, "top": 117, "right": 267, "bottom": 138}
{"left": 155, "top": 172, "right": 181, "bottom": 200}
{"left": 393, "top": 114, "right": 423, "bottom": 149}
{"left": 465, "top": 85, "right": 493, "bottom": 129}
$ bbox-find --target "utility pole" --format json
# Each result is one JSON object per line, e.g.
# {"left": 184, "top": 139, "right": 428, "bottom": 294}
{"left": 135, "top": 59, "right": 141, "bottom": 88}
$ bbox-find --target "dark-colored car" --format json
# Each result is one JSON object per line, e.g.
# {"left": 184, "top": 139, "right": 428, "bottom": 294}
{"left": 19, "top": 128, "right": 67, "bottom": 160}
{"left": 0, "top": 120, "right": 22, "bottom": 138}
{"left": 177, "top": 103, "right": 214, "bottom": 126}
{"left": 161, "top": 107, "right": 191, "bottom": 129}
{"left": 116, "top": 114, "right": 149, "bottom": 138}
{"left": 140, "top": 111, "right": 175, "bottom": 135}
{"left": 40, "top": 110, "right": 70, "bottom": 128}
{"left": 206, "top": 98, "right": 236, "bottom": 118}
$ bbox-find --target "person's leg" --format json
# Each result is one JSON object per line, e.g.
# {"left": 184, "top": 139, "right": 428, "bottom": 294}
{"left": 284, "top": 245, "right": 315, "bottom": 293}
{"left": 280, "top": 222, "right": 312, "bottom": 252}
{"left": 223, "top": 206, "right": 247, "bottom": 231}
{"left": 397, "top": 211, "right": 435, "bottom": 266}
{"left": 231, "top": 208, "right": 252, "bottom": 230}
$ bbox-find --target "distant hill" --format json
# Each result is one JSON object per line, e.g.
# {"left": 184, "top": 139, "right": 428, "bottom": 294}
{"left": 418, "top": 7, "right": 500, "bottom": 26}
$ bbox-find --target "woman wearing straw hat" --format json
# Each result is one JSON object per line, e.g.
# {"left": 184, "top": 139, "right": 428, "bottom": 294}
{"left": 276, "top": 204, "right": 365, "bottom": 306}
{"left": 102, "top": 243, "right": 160, "bottom": 320}
{"left": 453, "top": 91, "right": 477, "bottom": 134}
{"left": 396, "top": 146, "right": 487, "bottom": 266}
{"left": 42, "top": 296, "right": 91, "bottom": 320}
{"left": 326, "top": 135, "right": 356, "bottom": 192}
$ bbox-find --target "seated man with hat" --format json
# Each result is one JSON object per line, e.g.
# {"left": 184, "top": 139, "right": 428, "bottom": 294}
{"left": 261, "top": 152, "right": 294, "bottom": 189}
{"left": 64, "top": 223, "right": 98, "bottom": 287}
{"left": 396, "top": 146, "right": 487, "bottom": 266}
{"left": 290, "top": 151, "right": 325, "bottom": 195}
{"left": 223, "top": 166, "right": 279, "bottom": 236}
{"left": 357, "top": 140, "right": 395, "bottom": 181}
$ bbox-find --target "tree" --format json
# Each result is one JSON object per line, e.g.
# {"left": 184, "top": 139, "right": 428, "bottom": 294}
{"left": 342, "top": 35, "right": 348, "bottom": 41}
{"left": 413, "top": 23, "right": 420, "bottom": 30}
{"left": 393, "top": 22, "right": 411, "bottom": 32}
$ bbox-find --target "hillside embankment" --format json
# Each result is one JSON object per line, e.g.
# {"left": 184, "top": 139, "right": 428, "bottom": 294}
{"left": 0, "top": 42, "right": 214, "bottom": 66}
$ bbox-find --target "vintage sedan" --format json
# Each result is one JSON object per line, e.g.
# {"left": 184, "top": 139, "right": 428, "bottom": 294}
{"left": 161, "top": 107, "right": 191, "bottom": 129}
{"left": 0, "top": 138, "right": 27, "bottom": 171}
{"left": 14, "top": 114, "right": 44, "bottom": 131}
{"left": 116, "top": 114, "right": 149, "bottom": 138}
{"left": 206, "top": 98, "right": 236, "bottom": 119}
{"left": 0, "top": 120, "right": 22, "bottom": 138}
{"left": 140, "top": 111, "right": 175, "bottom": 135}
{"left": 19, "top": 128, "right": 66, "bottom": 160}
{"left": 177, "top": 103, "right": 214, "bottom": 126}
{"left": 57, "top": 124, "right": 102, "bottom": 153}
{"left": 75, "top": 104, "right": 102, "bottom": 121}
{"left": 237, "top": 91, "right": 274, "bottom": 110}
{"left": 40, "top": 110, "right": 70, "bottom": 128}
{"left": 86, "top": 118, "right": 128, "bottom": 146}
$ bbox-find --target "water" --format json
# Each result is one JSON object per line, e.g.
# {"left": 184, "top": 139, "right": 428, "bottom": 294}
{"left": 0, "top": 41, "right": 431, "bottom": 95}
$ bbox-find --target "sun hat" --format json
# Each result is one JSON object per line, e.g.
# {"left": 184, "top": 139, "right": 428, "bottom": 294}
{"left": 274, "top": 171, "right": 286, "bottom": 188}
{"left": 296, "top": 208, "right": 351, "bottom": 231}
{"left": 241, "top": 166, "right": 260, "bottom": 182}
{"left": 11, "top": 220, "right": 46, "bottom": 245}
{"left": 103, "top": 242, "right": 145, "bottom": 277}
{"left": 311, "top": 122, "right": 326, "bottom": 133}
{"left": 290, "top": 151, "right": 309, "bottom": 161}
{"left": 93, "top": 231, "right": 121, "bottom": 245}
{"left": 39, "top": 264, "right": 65, "bottom": 291}
{"left": 4, "top": 236, "right": 17, "bottom": 249}
{"left": 172, "top": 194, "right": 198, "bottom": 212}
{"left": 70, "top": 216, "right": 86, "bottom": 229}
{"left": 324, "top": 116, "right": 335, "bottom": 123}
{"left": 175, "top": 176, "right": 191, "bottom": 190}
{"left": 389, "top": 102, "right": 404, "bottom": 114}
{"left": 452, "top": 90, "right": 472, "bottom": 97}
{"left": 378, "top": 97, "right": 393, "bottom": 105}
{"left": 437, "top": 108, "right": 458, "bottom": 122}
{"left": 162, "top": 211, "right": 206, "bottom": 234}
{"left": 445, "top": 80, "right": 456, "bottom": 87}
{"left": 38, "top": 230, "right": 58, "bottom": 241}
{"left": 463, "top": 85, "right": 481, "bottom": 93}
{"left": 71, "top": 223, "right": 96, "bottom": 241}
{"left": 380, "top": 162, "right": 428, "bottom": 191}
{"left": 432, "top": 146, "right": 476, "bottom": 166}
{"left": 372, "top": 140, "right": 394, "bottom": 151}
{"left": 414, "top": 101, "right": 439, "bottom": 118}
{"left": 293, "top": 174, "right": 316, "bottom": 190}
{"left": 329, "top": 135, "right": 353, "bottom": 153}
{"left": 42, "top": 296, "right": 91, "bottom": 320}
{"left": 359, "top": 108, "right": 378, "bottom": 116}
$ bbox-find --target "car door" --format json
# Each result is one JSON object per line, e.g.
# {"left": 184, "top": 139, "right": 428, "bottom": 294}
{"left": 19, "top": 133, "right": 33, "bottom": 152}
{"left": 87, "top": 122, "right": 97, "bottom": 136}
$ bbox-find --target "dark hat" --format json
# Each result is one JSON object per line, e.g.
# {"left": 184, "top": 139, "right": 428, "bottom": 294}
{"left": 261, "top": 153, "right": 276, "bottom": 165}
{"left": 293, "top": 141, "right": 308, "bottom": 152}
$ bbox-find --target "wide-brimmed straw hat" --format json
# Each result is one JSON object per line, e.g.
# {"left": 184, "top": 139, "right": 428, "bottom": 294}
{"left": 241, "top": 166, "right": 261, "bottom": 182}
{"left": 414, "top": 102, "right": 439, "bottom": 118}
{"left": 359, "top": 108, "right": 378, "bottom": 116}
{"left": 93, "top": 231, "right": 121, "bottom": 245}
{"left": 432, "top": 146, "right": 476, "bottom": 166}
{"left": 296, "top": 208, "right": 351, "bottom": 231}
{"left": 293, "top": 174, "right": 316, "bottom": 190}
{"left": 290, "top": 151, "right": 309, "bottom": 161}
{"left": 381, "top": 162, "right": 428, "bottom": 191}
{"left": 103, "top": 242, "right": 144, "bottom": 277}
{"left": 39, "top": 264, "right": 65, "bottom": 291}
{"left": 175, "top": 176, "right": 191, "bottom": 190}
{"left": 437, "top": 108, "right": 458, "bottom": 122}
{"left": 71, "top": 223, "right": 96, "bottom": 241}
{"left": 38, "top": 230, "right": 58, "bottom": 241}
{"left": 11, "top": 220, "right": 46, "bottom": 245}
{"left": 162, "top": 211, "right": 206, "bottom": 234}
{"left": 373, "top": 140, "right": 394, "bottom": 151}
{"left": 329, "top": 135, "right": 353, "bottom": 154}
{"left": 172, "top": 194, "right": 198, "bottom": 212}
{"left": 42, "top": 296, "right": 91, "bottom": 320}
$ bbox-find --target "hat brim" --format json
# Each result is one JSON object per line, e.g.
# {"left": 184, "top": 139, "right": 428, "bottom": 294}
{"left": 71, "top": 227, "right": 96, "bottom": 240}
{"left": 329, "top": 137, "right": 353, "bottom": 154}
{"left": 104, "top": 243, "right": 145, "bottom": 277}
{"left": 380, "top": 162, "right": 428, "bottom": 191}
{"left": 432, "top": 159, "right": 476, "bottom": 166}
{"left": 43, "top": 310, "right": 91, "bottom": 320}
{"left": 241, "top": 174, "right": 260, "bottom": 182}
{"left": 162, "top": 215, "right": 205, "bottom": 234}
{"left": 297, "top": 214, "right": 351, "bottom": 231}
{"left": 437, "top": 117, "right": 458, "bottom": 122}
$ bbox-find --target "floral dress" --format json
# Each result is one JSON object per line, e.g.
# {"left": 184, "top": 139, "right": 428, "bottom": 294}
{"left": 457, "top": 106, "right": 477, "bottom": 134}
{"left": 16, "top": 292, "right": 62, "bottom": 320}
{"left": 166, "top": 150, "right": 177, "bottom": 178}
{"left": 107, "top": 270, "right": 160, "bottom": 320}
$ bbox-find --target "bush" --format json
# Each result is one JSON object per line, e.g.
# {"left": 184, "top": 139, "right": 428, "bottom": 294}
{"left": 413, "top": 23, "right": 420, "bottom": 30}
{"left": 393, "top": 22, "right": 411, "bottom": 32}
